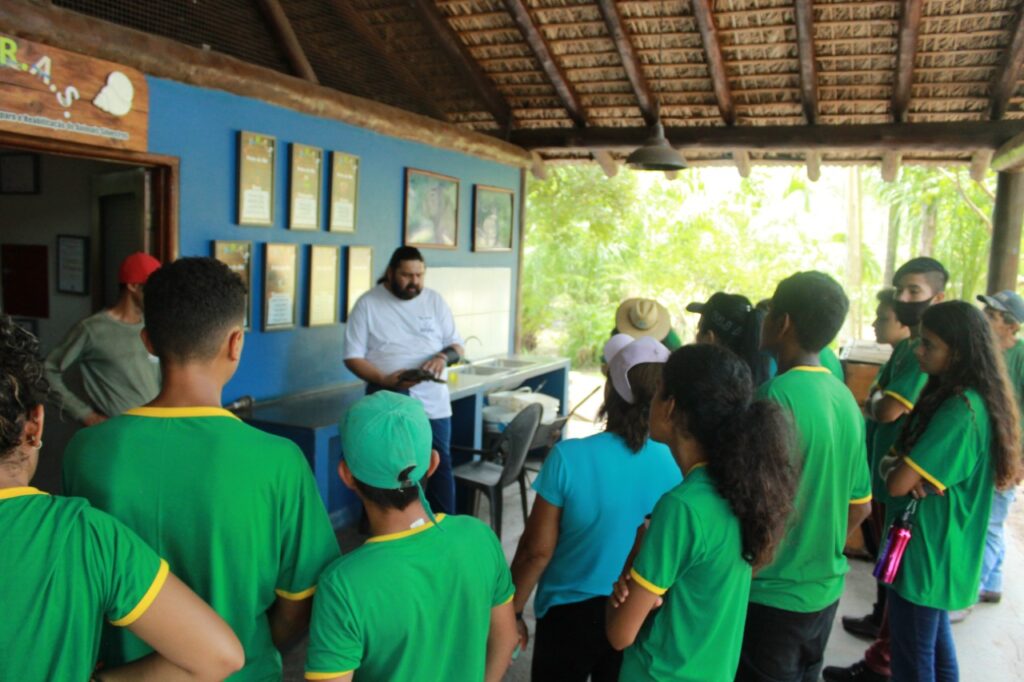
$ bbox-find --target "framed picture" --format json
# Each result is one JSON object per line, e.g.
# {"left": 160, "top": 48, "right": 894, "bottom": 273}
{"left": 289, "top": 143, "right": 323, "bottom": 230}
{"left": 329, "top": 152, "right": 359, "bottom": 233}
{"left": 404, "top": 168, "right": 458, "bottom": 249}
{"left": 345, "top": 246, "right": 373, "bottom": 320}
{"left": 473, "top": 185, "right": 514, "bottom": 252}
{"left": 263, "top": 243, "right": 297, "bottom": 331}
{"left": 212, "top": 240, "right": 253, "bottom": 330}
{"left": 237, "top": 131, "right": 275, "bottom": 226}
{"left": 308, "top": 245, "right": 340, "bottom": 326}
{"left": 0, "top": 153, "right": 40, "bottom": 194}
{"left": 56, "top": 235, "right": 89, "bottom": 295}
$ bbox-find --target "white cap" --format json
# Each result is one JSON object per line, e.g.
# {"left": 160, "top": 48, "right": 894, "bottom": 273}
{"left": 604, "top": 333, "right": 635, "bottom": 364}
{"left": 609, "top": 336, "right": 671, "bottom": 404}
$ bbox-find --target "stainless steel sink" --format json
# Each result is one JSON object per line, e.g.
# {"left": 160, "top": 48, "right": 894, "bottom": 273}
{"left": 451, "top": 364, "right": 509, "bottom": 376}
{"left": 484, "top": 358, "right": 535, "bottom": 369}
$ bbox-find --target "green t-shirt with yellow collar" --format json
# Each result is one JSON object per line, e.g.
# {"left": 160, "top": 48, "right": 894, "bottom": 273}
{"left": 63, "top": 406, "right": 340, "bottom": 681}
{"left": 870, "top": 338, "right": 929, "bottom": 501}
{"left": 621, "top": 465, "right": 751, "bottom": 682}
{"left": 889, "top": 390, "right": 994, "bottom": 611}
{"left": 0, "top": 487, "right": 168, "bottom": 681}
{"left": 751, "top": 365, "right": 872, "bottom": 613}
{"left": 305, "top": 513, "right": 514, "bottom": 682}
{"left": 1004, "top": 339, "right": 1024, "bottom": 428}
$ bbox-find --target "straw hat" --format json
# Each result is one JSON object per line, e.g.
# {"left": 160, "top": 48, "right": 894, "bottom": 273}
{"left": 615, "top": 298, "right": 671, "bottom": 341}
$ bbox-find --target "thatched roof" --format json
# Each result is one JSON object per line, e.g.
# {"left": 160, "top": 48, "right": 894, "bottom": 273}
{"left": 49, "top": 0, "right": 1024, "bottom": 171}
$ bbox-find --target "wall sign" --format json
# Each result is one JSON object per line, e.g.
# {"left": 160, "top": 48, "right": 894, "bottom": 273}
{"left": 263, "top": 242, "right": 297, "bottom": 331}
{"left": 0, "top": 34, "right": 148, "bottom": 152}
{"left": 345, "top": 246, "right": 373, "bottom": 320}
{"left": 289, "top": 143, "right": 322, "bottom": 230}
{"left": 57, "top": 235, "right": 89, "bottom": 295}
{"left": 212, "top": 240, "right": 253, "bottom": 330}
{"left": 329, "top": 152, "right": 359, "bottom": 233}
{"left": 308, "top": 245, "right": 340, "bottom": 326}
{"left": 238, "top": 131, "right": 275, "bottom": 226}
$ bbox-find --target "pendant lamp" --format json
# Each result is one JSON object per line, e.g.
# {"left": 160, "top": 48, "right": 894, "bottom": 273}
{"left": 625, "top": 121, "right": 687, "bottom": 171}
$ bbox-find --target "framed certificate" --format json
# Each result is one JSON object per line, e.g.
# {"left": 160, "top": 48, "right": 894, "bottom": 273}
{"left": 329, "top": 152, "right": 359, "bottom": 233}
{"left": 473, "top": 185, "right": 514, "bottom": 252}
{"left": 308, "top": 245, "right": 340, "bottom": 326}
{"left": 404, "top": 168, "right": 458, "bottom": 249}
{"left": 237, "top": 131, "right": 275, "bottom": 226}
{"left": 56, "top": 235, "right": 89, "bottom": 295}
{"left": 263, "top": 243, "right": 297, "bottom": 331}
{"left": 212, "top": 240, "right": 253, "bottom": 330}
{"left": 289, "top": 143, "right": 323, "bottom": 230}
{"left": 345, "top": 246, "right": 373, "bottom": 320}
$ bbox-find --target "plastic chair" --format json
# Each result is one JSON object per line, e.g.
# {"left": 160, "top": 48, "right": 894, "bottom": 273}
{"left": 452, "top": 403, "right": 543, "bottom": 539}
{"left": 523, "top": 415, "right": 569, "bottom": 475}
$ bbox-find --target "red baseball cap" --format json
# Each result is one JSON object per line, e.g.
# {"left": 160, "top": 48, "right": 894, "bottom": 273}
{"left": 119, "top": 252, "right": 162, "bottom": 284}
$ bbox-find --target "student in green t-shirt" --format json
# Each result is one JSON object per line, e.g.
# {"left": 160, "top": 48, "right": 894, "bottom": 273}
{"left": 687, "top": 292, "right": 772, "bottom": 385}
{"left": 882, "top": 301, "right": 1022, "bottom": 680}
{"left": 63, "top": 258, "right": 340, "bottom": 680}
{"left": 605, "top": 344, "right": 798, "bottom": 682}
{"left": 738, "top": 271, "right": 873, "bottom": 682}
{"left": 0, "top": 314, "right": 243, "bottom": 681}
{"left": 305, "top": 391, "right": 519, "bottom": 681}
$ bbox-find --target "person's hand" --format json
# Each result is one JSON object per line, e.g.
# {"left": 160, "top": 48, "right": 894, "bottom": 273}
{"left": 83, "top": 412, "right": 108, "bottom": 427}
{"left": 385, "top": 369, "right": 421, "bottom": 391}
{"left": 910, "top": 480, "right": 944, "bottom": 500}
{"left": 609, "top": 573, "right": 630, "bottom": 608}
{"left": 516, "top": 618, "right": 529, "bottom": 650}
{"left": 421, "top": 354, "right": 447, "bottom": 378}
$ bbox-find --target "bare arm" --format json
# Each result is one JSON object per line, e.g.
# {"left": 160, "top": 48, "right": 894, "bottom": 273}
{"left": 605, "top": 575, "right": 662, "bottom": 651}
{"left": 867, "top": 391, "right": 911, "bottom": 424}
{"left": 97, "top": 572, "right": 243, "bottom": 681}
{"left": 344, "top": 358, "right": 416, "bottom": 391}
{"left": 484, "top": 601, "right": 519, "bottom": 682}
{"left": 509, "top": 497, "right": 561, "bottom": 648}
{"left": 420, "top": 343, "right": 466, "bottom": 378}
{"left": 268, "top": 596, "right": 313, "bottom": 651}
{"left": 846, "top": 501, "right": 872, "bottom": 539}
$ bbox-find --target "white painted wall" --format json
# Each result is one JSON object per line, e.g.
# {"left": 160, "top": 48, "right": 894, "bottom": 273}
{"left": 428, "top": 266, "right": 512, "bottom": 360}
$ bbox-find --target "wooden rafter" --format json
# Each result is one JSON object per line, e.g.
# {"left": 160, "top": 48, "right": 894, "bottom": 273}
{"left": 593, "top": 150, "right": 619, "bottom": 177}
{"left": 881, "top": 151, "right": 901, "bottom": 182}
{"left": 806, "top": 151, "right": 821, "bottom": 182}
{"left": 989, "top": 3, "right": 1024, "bottom": 120}
{"left": 691, "top": 0, "right": 736, "bottom": 126}
{"left": 970, "top": 150, "right": 993, "bottom": 182}
{"left": 502, "top": 0, "right": 587, "bottom": 127}
{"left": 530, "top": 151, "right": 548, "bottom": 180}
{"left": 326, "top": 1, "right": 446, "bottom": 121}
{"left": 255, "top": 0, "right": 318, "bottom": 83}
{"left": 793, "top": 0, "right": 819, "bottom": 124}
{"left": 595, "top": 0, "right": 658, "bottom": 126}
{"left": 734, "top": 150, "right": 751, "bottom": 177}
{"left": 892, "top": 0, "right": 923, "bottom": 123}
{"left": 407, "top": 0, "right": 513, "bottom": 131}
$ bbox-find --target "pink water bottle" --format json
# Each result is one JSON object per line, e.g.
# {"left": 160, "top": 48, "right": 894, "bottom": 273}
{"left": 872, "top": 500, "right": 918, "bottom": 585}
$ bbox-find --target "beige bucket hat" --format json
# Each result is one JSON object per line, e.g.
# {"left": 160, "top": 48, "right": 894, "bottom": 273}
{"left": 615, "top": 298, "right": 671, "bottom": 341}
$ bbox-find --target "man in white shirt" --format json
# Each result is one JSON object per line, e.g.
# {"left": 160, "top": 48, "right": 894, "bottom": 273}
{"left": 344, "top": 246, "right": 464, "bottom": 514}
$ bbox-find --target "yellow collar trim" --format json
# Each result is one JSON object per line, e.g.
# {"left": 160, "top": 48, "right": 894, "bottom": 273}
{"left": 790, "top": 365, "right": 831, "bottom": 373}
{"left": 125, "top": 407, "right": 241, "bottom": 420}
{"left": 0, "top": 486, "right": 48, "bottom": 500}
{"left": 365, "top": 514, "right": 447, "bottom": 544}
{"left": 685, "top": 462, "right": 708, "bottom": 476}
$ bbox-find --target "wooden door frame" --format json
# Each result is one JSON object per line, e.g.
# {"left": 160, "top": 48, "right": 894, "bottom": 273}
{"left": 0, "top": 130, "right": 179, "bottom": 262}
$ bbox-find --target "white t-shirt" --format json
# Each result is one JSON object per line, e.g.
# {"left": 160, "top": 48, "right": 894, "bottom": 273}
{"left": 344, "top": 284, "right": 463, "bottom": 419}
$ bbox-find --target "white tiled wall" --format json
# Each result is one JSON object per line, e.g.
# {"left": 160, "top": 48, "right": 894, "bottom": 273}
{"left": 429, "top": 267, "right": 512, "bottom": 360}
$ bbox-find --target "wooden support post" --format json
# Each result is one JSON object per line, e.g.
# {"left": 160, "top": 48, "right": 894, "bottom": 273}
{"left": 989, "top": 171, "right": 1024, "bottom": 293}
{"left": 255, "top": 0, "right": 318, "bottom": 84}
{"left": 990, "top": 3, "right": 1024, "bottom": 120}
{"left": 596, "top": 0, "right": 658, "bottom": 126}
{"left": 692, "top": 0, "right": 736, "bottom": 126}
{"left": 806, "top": 151, "right": 821, "bottom": 182}
{"left": 881, "top": 151, "right": 901, "bottom": 182}
{"left": 734, "top": 150, "right": 751, "bottom": 178}
{"left": 530, "top": 151, "right": 548, "bottom": 180}
{"left": 892, "top": 0, "right": 923, "bottom": 123}
{"left": 971, "top": 150, "right": 993, "bottom": 183}
{"left": 993, "top": 132, "right": 1024, "bottom": 172}
{"left": 594, "top": 150, "right": 619, "bottom": 178}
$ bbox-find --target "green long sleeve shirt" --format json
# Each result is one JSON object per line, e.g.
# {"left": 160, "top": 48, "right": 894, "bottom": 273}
{"left": 44, "top": 311, "right": 161, "bottom": 421}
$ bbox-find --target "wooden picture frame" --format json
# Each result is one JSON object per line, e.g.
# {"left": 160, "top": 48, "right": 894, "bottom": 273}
{"left": 0, "top": 153, "right": 40, "bottom": 194}
{"left": 56, "top": 235, "right": 89, "bottom": 295}
{"left": 308, "top": 245, "right": 340, "bottom": 326}
{"left": 404, "top": 168, "right": 459, "bottom": 249}
{"left": 329, "top": 151, "right": 359, "bottom": 233}
{"left": 237, "top": 131, "right": 275, "bottom": 226}
{"left": 263, "top": 243, "right": 297, "bottom": 331}
{"left": 212, "top": 240, "right": 253, "bottom": 330}
{"left": 289, "top": 143, "right": 323, "bottom": 230}
{"left": 473, "top": 185, "right": 514, "bottom": 252}
{"left": 345, "top": 246, "right": 373, "bottom": 321}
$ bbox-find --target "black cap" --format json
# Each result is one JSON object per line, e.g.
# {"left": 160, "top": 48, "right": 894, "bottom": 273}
{"left": 687, "top": 293, "right": 755, "bottom": 340}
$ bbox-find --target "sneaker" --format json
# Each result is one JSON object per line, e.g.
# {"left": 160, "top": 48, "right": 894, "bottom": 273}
{"left": 979, "top": 590, "right": 1002, "bottom": 604}
{"left": 949, "top": 608, "right": 971, "bottom": 623}
{"left": 841, "top": 613, "right": 881, "bottom": 640}
{"left": 822, "top": 660, "right": 889, "bottom": 682}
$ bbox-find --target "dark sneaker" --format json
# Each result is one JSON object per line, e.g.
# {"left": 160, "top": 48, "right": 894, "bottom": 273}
{"left": 822, "top": 660, "right": 889, "bottom": 682}
{"left": 841, "top": 613, "right": 881, "bottom": 640}
{"left": 979, "top": 590, "right": 1002, "bottom": 604}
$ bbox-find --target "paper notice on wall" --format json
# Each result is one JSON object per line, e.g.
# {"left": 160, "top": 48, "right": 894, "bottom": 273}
{"left": 266, "top": 292, "right": 293, "bottom": 326}
{"left": 331, "top": 199, "right": 354, "bottom": 231}
{"left": 243, "top": 188, "right": 271, "bottom": 223}
{"left": 293, "top": 194, "right": 318, "bottom": 228}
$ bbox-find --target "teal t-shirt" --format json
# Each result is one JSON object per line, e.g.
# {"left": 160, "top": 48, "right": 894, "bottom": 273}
{"left": 751, "top": 367, "right": 872, "bottom": 612}
{"left": 621, "top": 466, "right": 751, "bottom": 681}
{"left": 531, "top": 432, "right": 681, "bottom": 617}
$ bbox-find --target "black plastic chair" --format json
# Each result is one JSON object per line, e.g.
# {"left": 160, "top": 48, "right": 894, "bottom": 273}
{"left": 453, "top": 403, "right": 543, "bottom": 539}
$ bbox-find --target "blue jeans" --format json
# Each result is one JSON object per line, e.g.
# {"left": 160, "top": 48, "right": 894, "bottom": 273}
{"left": 980, "top": 488, "right": 1016, "bottom": 593}
{"left": 888, "top": 589, "right": 958, "bottom": 682}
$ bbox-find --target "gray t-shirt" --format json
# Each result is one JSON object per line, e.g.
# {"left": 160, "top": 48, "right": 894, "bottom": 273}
{"left": 44, "top": 311, "right": 161, "bottom": 420}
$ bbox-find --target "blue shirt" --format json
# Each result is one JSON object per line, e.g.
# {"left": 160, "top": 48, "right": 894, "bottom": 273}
{"left": 532, "top": 432, "right": 681, "bottom": 618}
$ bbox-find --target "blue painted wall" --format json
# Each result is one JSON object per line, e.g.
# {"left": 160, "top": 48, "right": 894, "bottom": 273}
{"left": 147, "top": 78, "right": 522, "bottom": 402}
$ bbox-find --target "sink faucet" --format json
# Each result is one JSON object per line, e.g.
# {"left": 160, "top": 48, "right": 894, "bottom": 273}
{"left": 462, "top": 336, "right": 483, "bottom": 363}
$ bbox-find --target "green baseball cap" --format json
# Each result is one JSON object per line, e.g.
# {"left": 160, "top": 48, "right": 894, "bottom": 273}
{"left": 340, "top": 391, "right": 433, "bottom": 490}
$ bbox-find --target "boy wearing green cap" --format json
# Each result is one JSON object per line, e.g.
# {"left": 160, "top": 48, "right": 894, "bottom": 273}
{"left": 305, "top": 391, "right": 519, "bottom": 681}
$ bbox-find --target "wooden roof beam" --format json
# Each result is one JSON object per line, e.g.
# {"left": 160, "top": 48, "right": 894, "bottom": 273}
{"left": 989, "top": 3, "right": 1024, "bottom": 120}
{"left": 992, "top": 132, "right": 1024, "bottom": 172}
{"left": 407, "top": 0, "right": 513, "bottom": 132}
{"left": 970, "top": 150, "right": 993, "bottom": 183}
{"left": 881, "top": 151, "right": 901, "bottom": 182}
{"left": 595, "top": 0, "right": 658, "bottom": 127}
{"left": 691, "top": 0, "right": 736, "bottom": 126}
{"left": 593, "top": 150, "right": 619, "bottom": 177}
{"left": 734, "top": 149, "right": 751, "bottom": 178}
{"left": 530, "top": 151, "right": 548, "bottom": 180}
{"left": 502, "top": 0, "right": 587, "bottom": 128}
{"left": 255, "top": 0, "right": 318, "bottom": 84}
{"left": 793, "top": 0, "right": 819, "bottom": 124}
{"left": 326, "top": 1, "right": 446, "bottom": 121}
{"left": 806, "top": 151, "right": 821, "bottom": 182}
{"left": 891, "top": 0, "right": 923, "bottom": 123}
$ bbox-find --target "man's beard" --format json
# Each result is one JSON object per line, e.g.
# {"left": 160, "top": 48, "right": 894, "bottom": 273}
{"left": 393, "top": 284, "right": 422, "bottom": 300}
